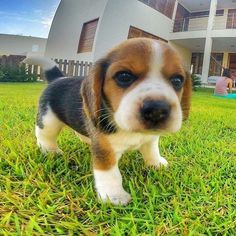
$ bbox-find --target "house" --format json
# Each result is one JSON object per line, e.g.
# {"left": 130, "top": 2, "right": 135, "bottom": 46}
{"left": 45, "top": 0, "right": 236, "bottom": 83}
{"left": 0, "top": 34, "right": 47, "bottom": 57}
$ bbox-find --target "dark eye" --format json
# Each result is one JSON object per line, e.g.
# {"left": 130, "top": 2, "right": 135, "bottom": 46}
{"left": 114, "top": 71, "right": 137, "bottom": 88}
{"left": 170, "top": 75, "right": 184, "bottom": 90}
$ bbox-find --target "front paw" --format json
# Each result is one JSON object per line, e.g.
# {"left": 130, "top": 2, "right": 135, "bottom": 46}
{"left": 97, "top": 189, "right": 131, "bottom": 205}
{"left": 37, "top": 142, "right": 63, "bottom": 155}
{"left": 146, "top": 156, "right": 168, "bottom": 168}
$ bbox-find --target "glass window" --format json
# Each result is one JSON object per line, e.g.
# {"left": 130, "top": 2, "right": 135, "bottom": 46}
{"left": 138, "top": 0, "right": 175, "bottom": 19}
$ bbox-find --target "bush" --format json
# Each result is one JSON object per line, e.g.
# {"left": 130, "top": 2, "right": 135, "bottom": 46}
{"left": 0, "top": 65, "right": 37, "bottom": 82}
{"left": 191, "top": 74, "right": 201, "bottom": 91}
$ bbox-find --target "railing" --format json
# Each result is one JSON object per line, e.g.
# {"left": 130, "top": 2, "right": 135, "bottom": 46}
{"left": 173, "top": 13, "right": 236, "bottom": 32}
{"left": 173, "top": 15, "right": 209, "bottom": 32}
{"left": 0, "top": 55, "right": 93, "bottom": 80}
{"left": 54, "top": 59, "right": 92, "bottom": 77}
{"left": 213, "top": 13, "right": 236, "bottom": 30}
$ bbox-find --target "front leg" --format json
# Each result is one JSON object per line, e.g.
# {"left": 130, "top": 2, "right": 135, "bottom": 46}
{"left": 92, "top": 136, "right": 131, "bottom": 205}
{"left": 139, "top": 136, "right": 168, "bottom": 168}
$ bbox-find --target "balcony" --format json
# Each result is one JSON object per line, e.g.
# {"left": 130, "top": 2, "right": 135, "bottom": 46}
{"left": 173, "top": 15, "right": 208, "bottom": 32}
{"left": 213, "top": 13, "right": 236, "bottom": 30}
{"left": 173, "top": 13, "right": 236, "bottom": 32}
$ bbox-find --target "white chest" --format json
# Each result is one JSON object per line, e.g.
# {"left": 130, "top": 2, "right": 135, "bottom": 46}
{"left": 107, "top": 131, "right": 157, "bottom": 154}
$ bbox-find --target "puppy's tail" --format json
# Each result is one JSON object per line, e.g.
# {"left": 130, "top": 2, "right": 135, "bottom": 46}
{"left": 22, "top": 56, "right": 64, "bottom": 83}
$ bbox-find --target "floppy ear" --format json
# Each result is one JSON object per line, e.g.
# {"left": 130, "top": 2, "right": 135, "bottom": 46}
{"left": 81, "top": 59, "right": 110, "bottom": 128}
{"left": 181, "top": 71, "right": 192, "bottom": 120}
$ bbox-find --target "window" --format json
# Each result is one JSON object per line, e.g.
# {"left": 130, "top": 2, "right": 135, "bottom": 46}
{"left": 189, "top": 10, "right": 223, "bottom": 18}
{"left": 78, "top": 18, "right": 98, "bottom": 53}
{"left": 229, "top": 53, "right": 236, "bottom": 70}
{"left": 128, "top": 26, "right": 167, "bottom": 42}
{"left": 191, "top": 53, "right": 223, "bottom": 76}
{"left": 209, "top": 53, "right": 223, "bottom": 76}
{"left": 173, "top": 3, "right": 190, "bottom": 32}
{"left": 32, "top": 44, "right": 39, "bottom": 52}
{"left": 227, "top": 9, "right": 236, "bottom": 29}
{"left": 139, "top": 0, "right": 175, "bottom": 19}
{"left": 191, "top": 53, "right": 203, "bottom": 74}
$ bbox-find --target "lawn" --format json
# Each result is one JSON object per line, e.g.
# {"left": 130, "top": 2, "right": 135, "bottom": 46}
{"left": 0, "top": 83, "right": 236, "bottom": 235}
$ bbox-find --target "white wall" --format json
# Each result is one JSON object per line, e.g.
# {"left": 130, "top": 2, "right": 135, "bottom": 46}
{"left": 212, "top": 29, "right": 236, "bottom": 38}
{"left": 93, "top": 0, "right": 172, "bottom": 60}
{"left": 45, "top": 0, "right": 108, "bottom": 61}
{"left": 46, "top": 0, "right": 173, "bottom": 62}
{"left": 0, "top": 34, "right": 46, "bottom": 56}
{"left": 45, "top": 0, "right": 236, "bottom": 71}
{"left": 170, "top": 30, "right": 207, "bottom": 40}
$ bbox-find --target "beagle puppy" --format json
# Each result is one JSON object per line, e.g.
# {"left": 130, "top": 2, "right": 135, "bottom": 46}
{"left": 24, "top": 38, "right": 192, "bottom": 205}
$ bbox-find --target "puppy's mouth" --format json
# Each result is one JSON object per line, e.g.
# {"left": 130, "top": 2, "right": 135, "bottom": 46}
{"left": 114, "top": 99, "right": 177, "bottom": 134}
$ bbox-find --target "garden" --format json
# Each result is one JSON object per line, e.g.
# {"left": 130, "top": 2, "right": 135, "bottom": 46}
{"left": 0, "top": 82, "right": 235, "bottom": 235}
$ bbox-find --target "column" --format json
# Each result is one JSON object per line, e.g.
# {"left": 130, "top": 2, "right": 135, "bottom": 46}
{"left": 201, "top": 0, "right": 217, "bottom": 84}
{"left": 201, "top": 37, "right": 213, "bottom": 84}
{"left": 222, "top": 52, "right": 229, "bottom": 68}
{"left": 172, "top": 0, "right": 178, "bottom": 22}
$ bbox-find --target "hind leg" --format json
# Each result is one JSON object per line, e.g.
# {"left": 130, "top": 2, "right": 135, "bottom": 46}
{"left": 36, "top": 106, "right": 64, "bottom": 154}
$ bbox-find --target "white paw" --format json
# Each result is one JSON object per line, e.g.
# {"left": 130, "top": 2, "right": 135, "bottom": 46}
{"left": 37, "top": 142, "right": 63, "bottom": 155}
{"left": 52, "top": 148, "right": 64, "bottom": 155}
{"left": 97, "top": 189, "right": 131, "bottom": 205}
{"left": 158, "top": 156, "right": 168, "bottom": 167}
{"left": 146, "top": 156, "right": 168, "bottom": 168}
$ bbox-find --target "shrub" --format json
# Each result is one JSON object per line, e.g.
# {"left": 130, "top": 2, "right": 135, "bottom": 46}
{"left": 0, "top": 65, "right": 37, "bottom": 82}
{"left": 191, "top": 74, "right": 201, "bottom": 91}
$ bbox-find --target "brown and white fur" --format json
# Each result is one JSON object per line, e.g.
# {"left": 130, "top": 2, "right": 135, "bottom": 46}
{"left": 24, "top": 38, "right": 192, "bottom": 205}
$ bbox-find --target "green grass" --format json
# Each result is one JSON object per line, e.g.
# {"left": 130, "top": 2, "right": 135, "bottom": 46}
{"left": 0, "top": 83, "right": 236, "bottom": 235}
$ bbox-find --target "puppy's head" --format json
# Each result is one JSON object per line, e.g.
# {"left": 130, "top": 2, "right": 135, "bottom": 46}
{"left": 81, "top": 38, "right": 191, "bottom": 134}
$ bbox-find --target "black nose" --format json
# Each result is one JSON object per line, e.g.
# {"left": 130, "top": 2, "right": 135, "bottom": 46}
{"left": 140, "top": 100, "right": 170, "bottom": 126}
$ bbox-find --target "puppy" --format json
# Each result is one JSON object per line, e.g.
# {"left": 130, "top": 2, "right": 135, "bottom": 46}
{"left": 24, "top": 38, "right": 192, "bottom": 205}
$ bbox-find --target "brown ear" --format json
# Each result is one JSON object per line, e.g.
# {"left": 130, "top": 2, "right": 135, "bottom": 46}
{"left": 181, "top": 71, "right": 192, "bottom": 120}
{"left": 81, "top": 59, "right": 109, "bottom": 127}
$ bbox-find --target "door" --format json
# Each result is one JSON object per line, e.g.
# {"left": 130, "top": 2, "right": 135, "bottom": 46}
{"left": 229, "top": 53, "right": 236, "bottom": 70}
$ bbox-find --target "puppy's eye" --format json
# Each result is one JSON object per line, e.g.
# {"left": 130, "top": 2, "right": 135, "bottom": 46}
{"left": 114, "top": 71, "right": 137, "bottom": 88}
{"left": 170, "top": 75, "right": 184, "bottom": 90}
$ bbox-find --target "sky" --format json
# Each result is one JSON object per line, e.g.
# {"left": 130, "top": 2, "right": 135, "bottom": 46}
{"left": 0, "top": 0, "right": 61, "bottom": 38}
